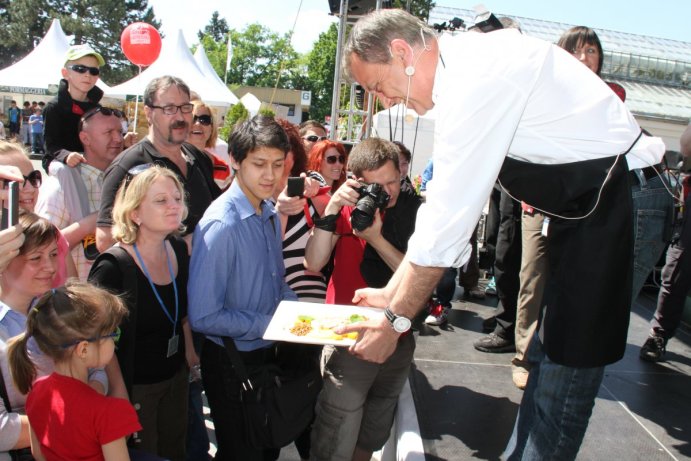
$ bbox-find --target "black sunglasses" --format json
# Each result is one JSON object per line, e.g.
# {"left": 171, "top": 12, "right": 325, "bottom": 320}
{"left": 80, "top": 107, "right": 123, "bottom": 130}
{"left": 193, "top": 114, "right": 213, "bottom": 126}
{"left": 67, "top": 64, "right": 100, "bottom": 76}
{"left": 325, "top": 155, "right": 346, "bottom": 164}
{"left": 303, "top": 135, "right": 327, "bottom": 143}
{"left": 23, "top": 170, "right": 42, "bottom": 189}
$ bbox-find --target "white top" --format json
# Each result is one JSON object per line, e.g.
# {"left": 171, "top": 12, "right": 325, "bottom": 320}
{"left": 407, "top": 29, "right": 665, "bottom": 268}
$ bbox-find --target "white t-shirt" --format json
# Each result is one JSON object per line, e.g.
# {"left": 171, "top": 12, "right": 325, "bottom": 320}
{"left": 407, "top": 29, "right": 665, "bottom": 268}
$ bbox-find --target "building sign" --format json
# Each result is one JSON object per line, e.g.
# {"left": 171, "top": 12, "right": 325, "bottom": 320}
{"left": 0, "top": 85, "right": 58, "bottom": 95}
{"left": 301, "top": 90, "right": 311, "bottom": 107}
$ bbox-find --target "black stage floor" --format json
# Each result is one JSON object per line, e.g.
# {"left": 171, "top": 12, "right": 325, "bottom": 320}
{"left": 411, "top": 287, "right": 691, "bottom": 461}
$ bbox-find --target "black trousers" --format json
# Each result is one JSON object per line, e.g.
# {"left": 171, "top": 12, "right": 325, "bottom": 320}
{"left": 651, "top": 194, "right": 691, "bottom": 339}
{"left": 201, "top": 339, "right": 280, "bottom": 461}
{"left": 493, "top": 189, "right": 523, "bottom": 338}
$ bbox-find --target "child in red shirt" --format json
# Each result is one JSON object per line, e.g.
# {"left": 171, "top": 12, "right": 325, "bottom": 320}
{"left": 8, "top": 281, "right": 140, "bottom": 461}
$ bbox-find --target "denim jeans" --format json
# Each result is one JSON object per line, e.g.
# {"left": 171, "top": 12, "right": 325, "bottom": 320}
{"left": 31, "top": 132, "right": 44, "bottom": 153}
{"left": 630, "top": 171, "right": 674, "bottom": 300}
{"left": 503, "top": 335, "right": 604, "bottom": 461}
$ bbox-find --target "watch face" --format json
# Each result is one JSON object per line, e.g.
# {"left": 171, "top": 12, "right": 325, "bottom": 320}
{"left": 393, "top": 316, "right": 412, "bottom": 333}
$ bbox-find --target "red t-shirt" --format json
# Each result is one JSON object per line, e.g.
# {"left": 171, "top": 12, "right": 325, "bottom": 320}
{"left": 26, "top": 373, "right": 142, "bottom": 461}
{"left": 326, "top": 206, "right": 367, "bottom": 305}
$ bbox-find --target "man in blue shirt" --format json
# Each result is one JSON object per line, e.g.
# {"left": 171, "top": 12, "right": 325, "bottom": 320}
{"left": 188, "top": 115, "right": 297, "bottom": 461}
{"left": 7, "top": 101, "right": 20, "bottom": 139}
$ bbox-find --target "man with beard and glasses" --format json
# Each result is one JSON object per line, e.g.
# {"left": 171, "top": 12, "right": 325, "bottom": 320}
{"left": 95, "top": 76, "right": 220, "bottom": 252}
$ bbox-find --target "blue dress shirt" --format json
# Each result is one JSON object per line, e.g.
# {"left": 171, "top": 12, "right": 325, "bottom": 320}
{"left": 188, "top": 181, "right": 297, "bottom": 351}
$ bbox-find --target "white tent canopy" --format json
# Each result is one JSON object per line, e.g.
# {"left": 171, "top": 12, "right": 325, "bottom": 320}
{"left": 193, "top": 45, "right": 235, "bottom": 101}
{"left": 107, "top": 30, "right": 238, "bottom": 107}
{"left": 0, "top": 19, "right": 110, "bottom": 95}
{"left": 240, "top": 92, "right": 262, "bottom": 116}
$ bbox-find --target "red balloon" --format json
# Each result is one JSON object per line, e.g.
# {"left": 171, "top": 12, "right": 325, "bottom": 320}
{"left": 120, "top": 22, "right": 162, "bottom": 67}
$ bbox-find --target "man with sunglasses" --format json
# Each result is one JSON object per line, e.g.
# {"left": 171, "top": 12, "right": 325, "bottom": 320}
{"left": 96, "top": 76, "right": 220, "bottom": 253}
{"left": 42, "top": 44, "right": 105, "bottom": 172}
{"left": 37, "top": 106, "right": 126, "bottom": 280}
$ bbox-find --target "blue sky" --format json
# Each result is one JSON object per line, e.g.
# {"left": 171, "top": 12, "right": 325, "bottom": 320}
{"left": 147, "top": 0, "right": 689, "bottom": 54}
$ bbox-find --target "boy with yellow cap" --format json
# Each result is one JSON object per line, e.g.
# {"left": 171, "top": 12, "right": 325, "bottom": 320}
{"left": 42, "top": 44, "right": 105, "bottom": 171}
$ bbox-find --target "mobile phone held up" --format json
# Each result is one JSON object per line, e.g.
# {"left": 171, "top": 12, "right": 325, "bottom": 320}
{"left": 287, "top": 177, "right": 305, "bottom": 198}
{"left": 1, "top": 181, "right": 19, "bottom": 230}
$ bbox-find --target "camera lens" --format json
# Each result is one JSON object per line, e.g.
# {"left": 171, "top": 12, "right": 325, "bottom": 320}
{"left": 351, "top": 196, "right": 377, "bottom": 231}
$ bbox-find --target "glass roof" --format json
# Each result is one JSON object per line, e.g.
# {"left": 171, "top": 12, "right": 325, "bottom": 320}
{"left": 430, "top": 6, "right": 691, "bottom": 63}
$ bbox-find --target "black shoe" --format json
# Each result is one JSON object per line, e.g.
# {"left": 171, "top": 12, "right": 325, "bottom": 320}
{"left": 482, "top": 316, "right": 497, "bottom": 333}
{"left": 640, "top": 334, "right": 666, "bottom": 362}
{"left": 473, "top": 333, "right": 516, "bottom": 353}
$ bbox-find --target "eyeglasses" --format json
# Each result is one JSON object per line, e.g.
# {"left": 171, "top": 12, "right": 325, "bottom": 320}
{"left": 80, "top": 106, "right": 123, "bottom": 130}
{"left": 66, "top": 64, "right": 100, "bottom": 76}
{"left": 60, "top": 327, "right": 121, "bottom": 349}
{"left": 148, "top": 103, "right": 194, "bottom": 115}
{"left": 193, "top": 114, "right": 212, "bottom": 126}
{"left": 325, "top": 155, "right": 345, "bottom": 164}
{"left": 303, "top": 135, "right": 328, "bottom": 143}
{"left": 23, "top": 170, "right": 42, "bottom": 189}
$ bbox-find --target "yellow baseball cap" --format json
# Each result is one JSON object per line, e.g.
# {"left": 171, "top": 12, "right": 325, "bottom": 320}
{"left": 65, "top": 44, "right": 105, "bottom": 67}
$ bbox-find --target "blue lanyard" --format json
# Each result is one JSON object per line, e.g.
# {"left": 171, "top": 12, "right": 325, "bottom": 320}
{"left": 133, "top": 241, "right": 179, "bottom": 336}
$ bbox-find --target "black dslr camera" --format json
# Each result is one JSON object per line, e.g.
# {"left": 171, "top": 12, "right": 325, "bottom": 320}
{"left": 351, "top": 182, "right": 390, "bottom": 231}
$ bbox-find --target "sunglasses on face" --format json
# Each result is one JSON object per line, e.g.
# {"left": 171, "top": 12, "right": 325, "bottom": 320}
{"left": 303, "top": 135, "right": 327, "bottom": 143}
{"left": 325, "top": 155, "right": 345, "bottom": 164}
{"left": 23, "top": 170, "right": 42, "bottom": 189}
{"left": 193, "top": 114, "right": 212, "bottom": 126}
{"left": 67, "top": 64, "right": 100, "bottom": 76}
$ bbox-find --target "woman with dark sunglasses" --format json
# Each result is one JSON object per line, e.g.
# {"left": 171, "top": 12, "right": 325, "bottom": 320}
{"left": 42, "top": 44, "right": 105, "bottom": 172}
{"left": 306, "top": 140, "right": 348, "bottom": 191}
{"left": 0, "top": 141, "right": 77, "bottom": 285}
{"left": 187, "top": 101, "right": 232, "bottom": 191}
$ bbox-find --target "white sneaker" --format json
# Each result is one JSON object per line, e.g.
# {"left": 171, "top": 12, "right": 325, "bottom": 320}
{"left": 424, "top": 303, "right": 449, "bottom": 326}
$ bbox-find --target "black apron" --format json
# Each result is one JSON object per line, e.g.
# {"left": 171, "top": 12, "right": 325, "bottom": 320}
{"left": 498, "top": 145, "right": 636, "bottom": 368}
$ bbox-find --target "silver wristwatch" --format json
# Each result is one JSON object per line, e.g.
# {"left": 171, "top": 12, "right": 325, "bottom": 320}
{"left": 384, "top": 307, "right": 412, "bottom": 333}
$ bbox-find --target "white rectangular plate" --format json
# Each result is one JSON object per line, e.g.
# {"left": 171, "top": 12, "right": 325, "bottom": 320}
{"left": 263, "top": 300, "right": 384, "bottom": 346}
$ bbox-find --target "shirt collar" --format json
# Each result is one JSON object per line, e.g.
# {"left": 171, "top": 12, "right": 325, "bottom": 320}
{"left": 228, "top": 180, "right": 277, "bottom": 222}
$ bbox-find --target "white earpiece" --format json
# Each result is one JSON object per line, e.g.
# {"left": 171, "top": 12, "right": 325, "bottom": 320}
{"left": 405, "top": 66, "right": 415, "bottom": 77}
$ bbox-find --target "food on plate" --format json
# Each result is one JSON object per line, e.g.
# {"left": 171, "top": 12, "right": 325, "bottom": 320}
{"left": 288, "top": 314, "right": 368, "bottom": 340}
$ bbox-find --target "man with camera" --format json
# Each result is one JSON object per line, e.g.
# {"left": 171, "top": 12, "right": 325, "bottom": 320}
{"left": 304, "top": 137, "right": 421, "bottom": 461}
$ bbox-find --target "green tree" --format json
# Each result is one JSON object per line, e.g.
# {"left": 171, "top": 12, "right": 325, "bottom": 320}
{"left": 224, "top": 23, "right": 303, "bottom": 89}
{"left": 305, "top": 23, "right": 338, "bottom": 123}
{"left": 0, "top": 0, "right": 160, "bottom": 84}
{"left": 393, "top": 0, "right": 436, "bottom": 21}
{"left": 197, "top": 10, "right": 229, "bottom": 43}
{"left": 220, "top": 101, "right": 249, "bottom": 140}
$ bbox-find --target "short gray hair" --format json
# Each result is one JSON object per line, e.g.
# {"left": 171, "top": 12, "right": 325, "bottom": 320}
{"left": 342, "top": 9, "right": 435, "bottom": 82}
{"left": 143, "top": 75, "right": 190, "bottom": 107}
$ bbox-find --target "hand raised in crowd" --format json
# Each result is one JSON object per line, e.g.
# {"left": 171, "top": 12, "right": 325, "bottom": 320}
{"left": 324, "top": 178, "right": 361, "bottom": 215}
{"left": 0, "top": 225, "right": 25, "bottom": 273}
{"left": 275, "top": 174, "right": 323, "bottom": 216}
{"left": 65, "top": 151, "right": 86, "bottom": 167}
{"left": 124, "top": 132, "right": 138, "bottom": 148}
{"left": 0, "top": 165, "right": 26, "bottom": 273}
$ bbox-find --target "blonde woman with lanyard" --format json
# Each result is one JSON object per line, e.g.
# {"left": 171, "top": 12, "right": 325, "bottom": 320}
{"left": 89, "top": 165, "right": 194, "bottom": 461}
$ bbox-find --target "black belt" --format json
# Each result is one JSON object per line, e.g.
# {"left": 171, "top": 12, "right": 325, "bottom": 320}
{"left": 631, "top": 163, "right": 662, "bottom": 182}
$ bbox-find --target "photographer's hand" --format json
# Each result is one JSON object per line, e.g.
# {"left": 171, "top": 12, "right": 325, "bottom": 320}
{"left": 324, "top": 179, "right": 361, "bottom": 215}
{"left": 353, "top": 209, "right": 383, "bottom": 243}
{"left": 0, "top": 225, "right": 25, "bottom": 274}
{"left": 276, "top": 189, "right": 307, "bottom": 216}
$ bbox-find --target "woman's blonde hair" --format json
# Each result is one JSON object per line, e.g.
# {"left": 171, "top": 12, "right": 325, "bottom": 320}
{"left": 8, "top": 281, "right": 127, "bottom": 394}
{"left": 0, "top": 140, "right": 27, "bottom": 158}
{"left": 192, "top": 100, "right": 218, "bottom": 149}
{"left": 111, "top": 165, "right": 188, "bottom": 244}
